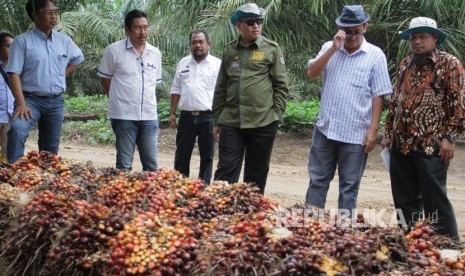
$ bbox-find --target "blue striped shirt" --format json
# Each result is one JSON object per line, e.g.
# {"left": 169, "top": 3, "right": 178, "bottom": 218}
{"left": 308, "top": 39, "right": 392, "bottom": 144}
{"left": 7, "top": 28, "right": 84, "bottom": 95}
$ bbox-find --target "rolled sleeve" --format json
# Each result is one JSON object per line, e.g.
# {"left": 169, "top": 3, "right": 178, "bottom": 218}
{"left": 170, "top": 61, "right": 182, "bottom": 95}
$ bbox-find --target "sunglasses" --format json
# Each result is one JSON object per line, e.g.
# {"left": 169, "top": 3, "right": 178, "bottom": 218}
{"left": 241, "top": 19, "right": 263, "bottom": 27}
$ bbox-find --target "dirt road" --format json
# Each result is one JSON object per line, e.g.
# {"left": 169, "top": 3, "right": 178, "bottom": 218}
{"left": 25, "top": 128, "right": 465, "bottom": 240}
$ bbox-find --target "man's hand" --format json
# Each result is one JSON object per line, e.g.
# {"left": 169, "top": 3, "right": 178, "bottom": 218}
{"left": 169, "top": 114, "right": 177, "bottom": 129}
{"left": 380, "top": 137, "right": 391, "bottom": 148}
{"left": 332, "top": 30, "right": 346, "bottom": 50}
{"left": 13, "top": 104, "right": 32, "bottom": 120}
{"left": 362, "top": 128, "right": 378, "bottom": 153}
{"left": 213, "top": 126, "right": 221, "bottom": 142}
{"left": 439, "top": 139, "right": 455, "bottom": 163}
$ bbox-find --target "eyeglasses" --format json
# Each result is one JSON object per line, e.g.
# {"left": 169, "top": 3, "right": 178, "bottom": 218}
{"left": 344, "top": 31, "right": 365, "bottom": 39}
{"left": 39, "top": 8, "right": 60, "bottom": 17}
{"left": 241, "top": 19, "right": 263, "bottom": 27}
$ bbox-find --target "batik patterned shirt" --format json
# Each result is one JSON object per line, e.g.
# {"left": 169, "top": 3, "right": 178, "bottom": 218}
{"left": 385, "top": 49, "right": 465, "bottom": 156}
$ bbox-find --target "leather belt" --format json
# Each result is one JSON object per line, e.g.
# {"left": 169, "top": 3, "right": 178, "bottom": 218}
{"left": 180, "top": 110, "right": 212, "bottom": 116}
{"left": 24, "top": 92, "right": 63, "bottom": 99}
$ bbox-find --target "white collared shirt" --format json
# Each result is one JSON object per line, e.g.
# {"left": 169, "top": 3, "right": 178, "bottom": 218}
{"left": 170, "top": 54, "right": 221, "bottom": 111}
{"left": 307, "top": 39, "right": 392, "bottom": 144}
{"left": 98, "top": 39, "right": 162, "bottom": 120}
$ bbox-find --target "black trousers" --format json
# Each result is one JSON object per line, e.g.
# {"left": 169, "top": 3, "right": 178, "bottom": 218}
{"left": 214, "top": 121, "right": 279, "bottom": 194}
{"left": 390, "top": 154, "right": 459, "bottom": 240}
{"left": 174, "top": 111, "right": 214, "bottom": 184}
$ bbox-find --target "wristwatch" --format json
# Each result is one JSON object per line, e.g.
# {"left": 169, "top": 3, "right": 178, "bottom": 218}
{"left": 445, "top": 134, "right": 457, "bottom": 143}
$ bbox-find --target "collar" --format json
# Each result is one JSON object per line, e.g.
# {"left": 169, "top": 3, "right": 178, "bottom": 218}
{"left": 33, "top": 28, "right": 54, "bottom": 41}
{"left": 236, "top": 35, "right": 264, "bottom": 49}
{"left": 407, "top": 48, "right": 439, "bottom": 67}
{"left": 125, "top": 38, "right": 152, "bottom": 53}
{"left": 429, "top": 48, "right": 439, "bottom": 63}
{"left": 340, "top": 38, "right": 368, "bottom": 55}
{"left": 189, "top": 54, "right": 212, "bottom": 65}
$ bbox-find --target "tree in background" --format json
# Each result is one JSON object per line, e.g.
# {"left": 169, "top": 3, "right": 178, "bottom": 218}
{"left": 1, "top": 0, "right": 465, "bottom": 100}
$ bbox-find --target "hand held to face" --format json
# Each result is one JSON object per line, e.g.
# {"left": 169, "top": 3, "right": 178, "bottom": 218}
{"left": 333, "top": 30, "right": 345, "bottom": 50}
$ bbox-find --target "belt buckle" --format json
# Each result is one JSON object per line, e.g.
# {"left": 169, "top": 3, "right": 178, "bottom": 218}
{"left": 192, "top": 111, "right": 200, "bottom": 116}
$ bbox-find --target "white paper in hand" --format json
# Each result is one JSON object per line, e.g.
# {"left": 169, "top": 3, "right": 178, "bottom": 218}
{"left": 381, "top": 147, "right": 390, "bottom": 171}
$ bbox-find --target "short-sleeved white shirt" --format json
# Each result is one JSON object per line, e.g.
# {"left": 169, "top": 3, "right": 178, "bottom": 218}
{"left": 98, "top": 39, "right": 162, "bottom": 120}
{"left": 170, "top": 54, "right": 221, "bottom": 111}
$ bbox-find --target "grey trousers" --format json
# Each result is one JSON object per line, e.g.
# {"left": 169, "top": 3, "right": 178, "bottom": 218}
{"left": 306, "top": 128, "right": 368, "bottom": 211}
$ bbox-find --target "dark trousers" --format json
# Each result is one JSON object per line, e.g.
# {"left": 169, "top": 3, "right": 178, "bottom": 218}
{"left": 390, "top": 154, "right": 459, "bottom": 240}
{"left": 214, "top": 121, "right": 279, "bottom": 194}
{"left": 174, "top": 112, "right": 214, "bottom": 184}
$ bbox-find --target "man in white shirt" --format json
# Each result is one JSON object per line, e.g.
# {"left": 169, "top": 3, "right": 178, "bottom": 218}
{"left": 98, "top": 9, "right": 162, "bottom": 171}
{"left": 169, "top": 30, "right": 221, "bottom": 184}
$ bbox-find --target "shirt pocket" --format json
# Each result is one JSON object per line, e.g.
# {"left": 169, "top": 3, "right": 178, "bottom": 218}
{"left": 52, "top": 43, "right": 68, "bottom": 76}
{"left": 57, "top": 54, "right": 68, "bottom": 76}
{"left": 180, "top": 69, "right": 190, "bottom": 85}
{"left": 144, "top": 63, "right": 158, "bottom": 79}
{"left": 205, "top": 72, "right": 217, "bottom": 89}
{"left": 349, "top": 69, "right": 370, "bottom": 89}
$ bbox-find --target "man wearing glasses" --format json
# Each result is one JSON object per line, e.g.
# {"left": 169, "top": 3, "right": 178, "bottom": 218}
{"left": 212, "top": 3, "right": 289, "bottom": 194}
{"left": 305, "top": 5, "right": 392, "bottom": 214}
{"left": 6, "top": 0, "right": 84, "bottom": 163}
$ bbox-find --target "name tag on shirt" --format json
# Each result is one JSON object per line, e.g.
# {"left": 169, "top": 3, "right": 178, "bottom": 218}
{"left": 251, "top": 51, "right": 264, "bottom": 61}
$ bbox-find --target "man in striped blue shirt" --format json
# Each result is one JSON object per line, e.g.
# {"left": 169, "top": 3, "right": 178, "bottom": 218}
{"left": 305, "top": 5, "right": 392, "bottom": 214}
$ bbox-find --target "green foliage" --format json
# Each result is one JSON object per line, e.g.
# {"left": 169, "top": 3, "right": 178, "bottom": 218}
{"left": 157, "top": 100, "right": 172, "bottom": 127}
{"left": 61, "top": 97, "right": 173, "bottom": 145}
{"left": 281, "top": 100, "right": 320, "bottom": 131}
{"left": 3, "top": 0, "right": 465, "bottom": 99}
{"left": 61, "top": 118, "right": 115, "bottom": 146}
{"left": 64, "top": 95, "right": 107, "bottom": 114}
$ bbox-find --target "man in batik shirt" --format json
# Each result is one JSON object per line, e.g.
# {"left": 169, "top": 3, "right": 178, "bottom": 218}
{"left": 382, "top": 17, "right": 465, "bottom": 241}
